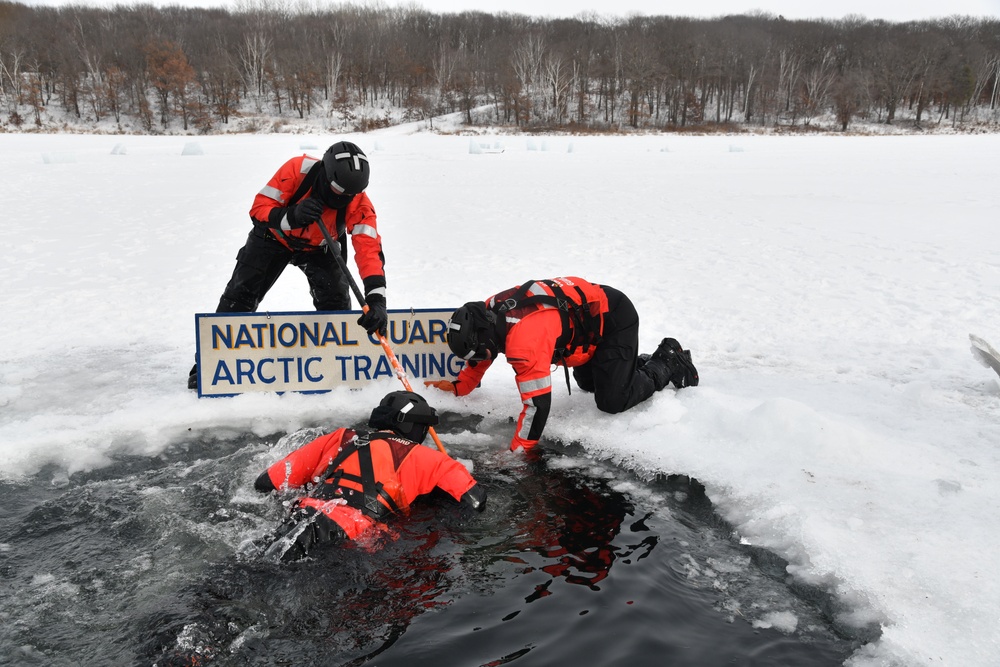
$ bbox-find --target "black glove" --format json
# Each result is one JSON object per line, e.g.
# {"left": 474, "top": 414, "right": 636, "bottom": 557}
{"left": 323, "top": 237, "right": 342, "bottom": 257}
{"left": 461, "top": 483, "right": 487, "bottom": 512}
{"left": 253, "top": 470, "right": 276, "bottom": 493}
{"left": 358, "top": 293, "right": 387, "bottom": 337}
{"left": 288, "top": 198, "right": 325, "bottom": 229}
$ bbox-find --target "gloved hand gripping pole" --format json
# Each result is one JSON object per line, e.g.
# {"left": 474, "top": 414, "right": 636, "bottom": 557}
{"left": 316, "top": 220, "right": 449, "bottom": 455}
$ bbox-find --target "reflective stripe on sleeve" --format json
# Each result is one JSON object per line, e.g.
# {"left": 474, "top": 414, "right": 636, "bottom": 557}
{"left": 301, "top": 157, "right": 319, "bottom": 173}
{"left": 350, "top": 224, "right": 378, "bottom": 239}
{"left": 366, "top": 287, "right": 386, "bottom": 299}
{"left": 259, "top": 185, "right": 285, "bottom": 204}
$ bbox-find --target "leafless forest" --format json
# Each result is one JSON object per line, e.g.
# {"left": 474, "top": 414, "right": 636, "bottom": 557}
{"left": 1, "top": 0, "right": 999, "bottom": 134}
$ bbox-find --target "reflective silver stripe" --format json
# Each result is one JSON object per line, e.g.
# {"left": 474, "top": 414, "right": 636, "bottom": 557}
{"left": 366, "top": 287, "right": 386, "bottom": 298}
{"left": 528, "top": 282, "right": 549, "bottom": 297}
{"left": 350, "top": 224, "right": 378, "bottom": 239}
{"left": 259, "top": 185, "right": 285, "bottom": 204}
{"left": 399, "top": 401, "right": 414, "bottom": 416}
{"left": 448, "top": 321, "right": 474, "bottom": 358}
{"left": 301, "top": 157, "right": 319, "bottom": 173}
{"left": 333, "top": 151, "right": 368, "bottom": 168}
{"left": 330, "top": 152, "right": 368, "bottom": 192}
{"left": 518, "top": 375, "right": 551, "bottom": 394}
{"left": 280, "top": 213, "right": 292, "bottom": 232}
{"left": 517, "top": 398, "right": 537, "bottom": 440}
{"left": 506, "top": 316, "right": 520, "bottom": 325}
{"left": 530, "top": 282, "right": 557, "bottom": 310}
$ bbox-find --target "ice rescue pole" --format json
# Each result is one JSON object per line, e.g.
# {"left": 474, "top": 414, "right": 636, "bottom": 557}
{"left": 316, "top": 220, "right": 449, "bottom": 456}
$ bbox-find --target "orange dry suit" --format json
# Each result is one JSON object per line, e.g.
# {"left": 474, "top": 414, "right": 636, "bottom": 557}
{"left": 258, "top": 427, "right": 477, "bottom": 541}
{"left": 250, "top": 154, "right": 386, "bottom": 297}
{"left": 452, "top": 277, "right": 609, "bottom": 451}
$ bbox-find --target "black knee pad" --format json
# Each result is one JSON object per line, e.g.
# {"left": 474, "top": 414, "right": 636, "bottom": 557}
{"left": 310, "top": 286, "right": 351, "bottom": 311}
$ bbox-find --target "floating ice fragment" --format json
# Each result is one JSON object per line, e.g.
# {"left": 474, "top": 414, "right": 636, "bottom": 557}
{"left": 752, "top": 610, "right": 798, "bottom": 633}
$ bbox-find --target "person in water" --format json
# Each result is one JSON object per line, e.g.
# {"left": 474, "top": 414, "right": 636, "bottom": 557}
{"left": 255, "top": 391, "right": 487, "bottom": 560}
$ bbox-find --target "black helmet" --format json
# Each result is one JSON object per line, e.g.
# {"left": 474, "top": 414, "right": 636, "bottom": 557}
{"left": 368, "top": 391, "right": 439, "bottom": 443}
{"left": 323, "top": 141, "right": 370, "bottom": 196}
{"left": 447, "top": 302, "right": 498, "bottom": 363}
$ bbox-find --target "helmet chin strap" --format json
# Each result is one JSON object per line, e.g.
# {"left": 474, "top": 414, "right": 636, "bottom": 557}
{"left": 319, "top": 187, "right": 354, "bottom": 209}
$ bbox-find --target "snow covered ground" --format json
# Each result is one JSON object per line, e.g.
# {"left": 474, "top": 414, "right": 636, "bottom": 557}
{"left": 2, "top": 125, "right": 999, "bottom": 666}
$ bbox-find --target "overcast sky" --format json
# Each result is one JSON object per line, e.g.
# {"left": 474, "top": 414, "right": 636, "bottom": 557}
{"left": 15, "top": 0, "right": 1000, "bottom": 22}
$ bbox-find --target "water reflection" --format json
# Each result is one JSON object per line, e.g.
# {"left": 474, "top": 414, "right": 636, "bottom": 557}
{"left": 506, "top": 462, "right": 641, "bottom": 598}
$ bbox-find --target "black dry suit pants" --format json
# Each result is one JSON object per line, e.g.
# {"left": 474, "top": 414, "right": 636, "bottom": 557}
{"left": 571, "top": 285, "right": 658, "bottom": 414}
{"left": 217, "top": 226, "right": 351, "bottom": 313}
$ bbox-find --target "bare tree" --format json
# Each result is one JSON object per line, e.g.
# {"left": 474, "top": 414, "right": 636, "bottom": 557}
{"left": 512, "top": 32, "right": 545, "bottom": 125}
{"left": 800, "top": 48, "right": 837, "bottom": 124}
{"left": 2, "top": 2, "right": 1000, "bottom": 134}
{"left": 239, "top": 30, "right": 271, "bottom": 113}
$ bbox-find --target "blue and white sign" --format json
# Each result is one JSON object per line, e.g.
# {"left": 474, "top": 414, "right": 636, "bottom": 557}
{"left": 194, "top": 309, "right": 464, "bottom": 397}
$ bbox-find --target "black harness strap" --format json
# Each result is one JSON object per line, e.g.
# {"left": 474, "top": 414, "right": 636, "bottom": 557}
{"left": 312, "top": 429, "right": 360, "bottom": 486}
{"left": 354, "top": 432, "right": 401, "bottom": 519}
{"left": 318, "top": 430, "right": 402, "bottom": 521}
{"left": 288, "top": 160, "right": 324, "bottom": 207}
{"left": 335, "top": 207, "right": 348, "bottom": 263}
{"left": 493, "top": 280, "right": 604, "bottom": 396}
{"left": 493, "top": 279, "right": 604, "bottom": 363}
{"left": 269, "top": 161, "right": 348, "bottom": 256}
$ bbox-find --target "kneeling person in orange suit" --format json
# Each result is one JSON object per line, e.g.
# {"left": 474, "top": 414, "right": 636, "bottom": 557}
{"left": 426, "top": 277, "right": 698, "bottom": 451}
{"left": 255, "top": 391, "right": 486, "bottom": 561}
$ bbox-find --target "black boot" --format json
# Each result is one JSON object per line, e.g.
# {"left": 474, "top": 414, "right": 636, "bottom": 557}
{"left": 651, "top": 338, "right": 699, "bottom": 389}
{"left": 188, "top": 364, "right": 198, "bottom": 390}
{"left": 641, "top": 356, "right": 672, "bottom": 391}
{"left": 264, "top": 507, "right": 347, "bottom": 562}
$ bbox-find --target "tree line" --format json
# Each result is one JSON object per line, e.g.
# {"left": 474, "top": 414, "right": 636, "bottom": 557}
{"left": 1, "top": 0, "right": 998, "bottom": 133}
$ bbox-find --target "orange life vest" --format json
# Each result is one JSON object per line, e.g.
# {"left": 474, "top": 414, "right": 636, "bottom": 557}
{"left": 308, "top": 430, "right": 415, "bottom": 520}
{"left": 488, "top": 277, "right": 609, "bottom": 365}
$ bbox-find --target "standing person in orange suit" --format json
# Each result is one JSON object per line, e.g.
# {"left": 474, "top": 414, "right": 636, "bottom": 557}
{"left": 189, "top": 140, "right": 387, "bottom": 389}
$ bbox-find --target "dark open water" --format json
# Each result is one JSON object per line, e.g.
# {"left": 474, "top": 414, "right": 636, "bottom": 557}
{"left": 0, "top": 414, "right": 875, "bottom": 666}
